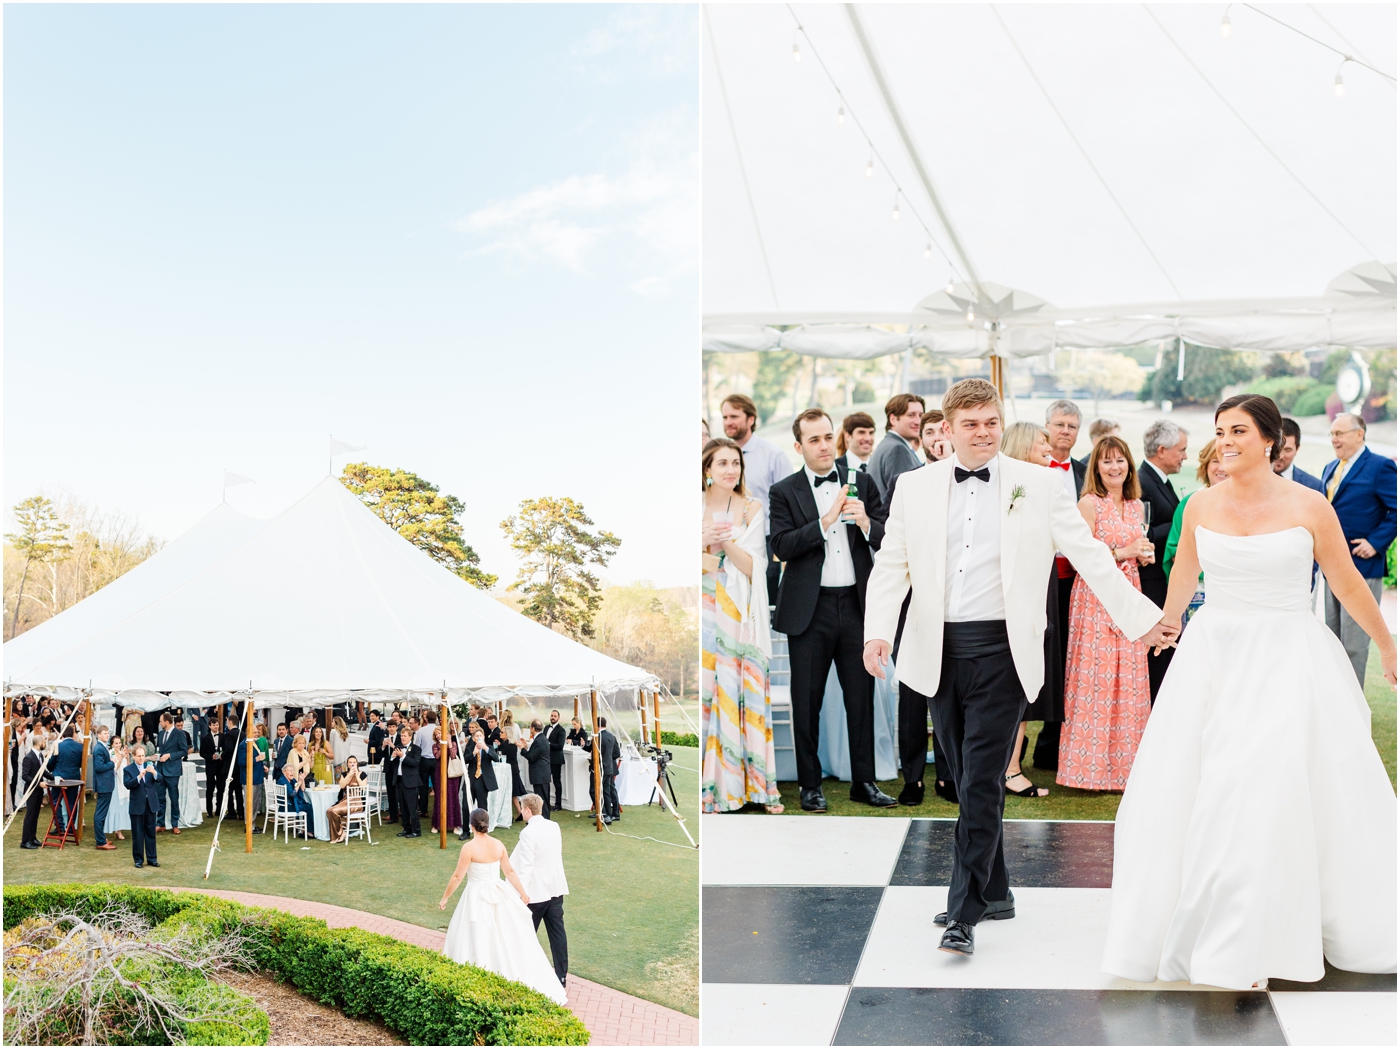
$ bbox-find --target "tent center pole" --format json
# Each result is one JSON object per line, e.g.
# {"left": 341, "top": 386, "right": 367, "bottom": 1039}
{"left": 439, "top": 696, "right": 449, "bottom": 850}
{"left": 653, "top": 690, "right": 661, "bottom": 748}
{"left": 245, "top": 697, "right": 255, "bottom": 854}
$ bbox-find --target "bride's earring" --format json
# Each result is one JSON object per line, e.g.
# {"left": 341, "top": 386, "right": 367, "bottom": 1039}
{"left": 1265, "top": 445, "right": 1273, "bottom": 458}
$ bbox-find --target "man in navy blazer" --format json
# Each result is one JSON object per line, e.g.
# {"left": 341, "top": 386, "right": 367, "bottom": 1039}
{"left": 153, "top": 712, "right": 189, "bottom": 832}
{"left": 1275, "top": 418, "right": 1326, "bottom": 493}
{"left": 124, "top": 743, "right": 161, "bottom": 867}
{"left": 92, "top": 725, "right": 117, "bottom": 849}
{"left": 49, "top": 724, "right": 85, "bottom": 838}
{"left": 232, "top": 727, "right": 266, "bottom": 831}
{"left": 1320, "top": 413, "right": 1398, "bottom": 685}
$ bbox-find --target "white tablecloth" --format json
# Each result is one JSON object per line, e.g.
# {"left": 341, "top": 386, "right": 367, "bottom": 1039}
{"left": 559, "top": 747, "right": 593, "bottom": 811}
{"left": 485, "top": 760, "right": 514, "bottom": 830}
{"left": 306, "top": 786, "right": 339, "bottom": 841}
{"left": 617, "top": 756, "right": 659, "bottom": 807}
{"left": 160, "top": 761, "right": 203, "bottom": 830}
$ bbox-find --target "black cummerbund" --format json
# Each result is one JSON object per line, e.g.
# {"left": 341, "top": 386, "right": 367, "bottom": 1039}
{"left": 943, "top": 619, "right": 1011, "bottom": 659}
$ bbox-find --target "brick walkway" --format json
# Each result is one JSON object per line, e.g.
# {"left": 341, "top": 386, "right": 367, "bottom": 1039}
{"left": 161, "top": 887, "right": 697, "bottom": 1046}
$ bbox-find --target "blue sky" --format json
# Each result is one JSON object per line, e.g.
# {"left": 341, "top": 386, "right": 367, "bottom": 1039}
{"left": 5, "top": 3, "right": 698, "bottom": 587}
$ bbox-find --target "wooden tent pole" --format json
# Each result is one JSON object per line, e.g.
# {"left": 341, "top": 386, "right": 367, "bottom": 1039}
{"left": 639, "top": 688, "right": 648, "bottom": 746}
{"left": 245, "top": 698, "right": 255, "bottom": 854}
{"left": 2, "top": 696, "right": 11, "bottom": 818}
{"left": 80, "top": 697, "right": 93, "bottom": 793}
{"left": 653, "top": 690, "right": 661, "bottom": 748}
{"left": 439, "top": 697, "right": 449, "bottom": 850}
{"left": 572, "top": 695, "right": 580, "bottom": 722}
{"left": 589, "top": 689, "right": 602, "bottom": 833}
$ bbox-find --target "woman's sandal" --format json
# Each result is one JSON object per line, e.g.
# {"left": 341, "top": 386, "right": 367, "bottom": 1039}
{"left": 1005, "top": 772, "right": 1049, "bottom": 798}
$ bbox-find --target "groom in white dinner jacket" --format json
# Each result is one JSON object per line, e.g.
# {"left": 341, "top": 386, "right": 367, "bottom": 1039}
{"left": 510, "top": 793, "right": 569, "bottom": 986}
{"left": 864, "top": 379, "right": 1177, "bottom": 956}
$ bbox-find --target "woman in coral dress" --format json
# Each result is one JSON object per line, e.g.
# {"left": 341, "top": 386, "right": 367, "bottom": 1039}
{"left": 1059, "top": 435, "right": 1156, "bottom": 791}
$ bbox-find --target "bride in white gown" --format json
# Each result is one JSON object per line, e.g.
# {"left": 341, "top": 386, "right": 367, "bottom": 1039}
{"left": 438, "top": 808, "right": 568, "bottom": 1004}
{"left": 1104, "top": 395, "right": 1397, "bottom": 990}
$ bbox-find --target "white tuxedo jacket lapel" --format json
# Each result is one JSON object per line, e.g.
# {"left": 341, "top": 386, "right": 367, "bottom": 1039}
{"left": 997, "top": 455, "right": 1020, "bottom": 604}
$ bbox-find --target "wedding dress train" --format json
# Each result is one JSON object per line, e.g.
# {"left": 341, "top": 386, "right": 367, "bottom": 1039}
{"left": 442, "top": 860, "right": 567, "bottom": 1004}
{"left": 1103, "top": 527, "right": 1396, "bottom": 989}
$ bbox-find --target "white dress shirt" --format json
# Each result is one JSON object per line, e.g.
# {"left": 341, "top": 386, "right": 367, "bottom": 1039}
{"left": 844, "top": 451, "right": 869, "bottom": 473}
{"left": 804, "top": 465, "right": 862, "bottom": 587}
{"left": 945, "top": 455, "right": 1006, "bottom": 622}
{"left": 1143, "top": 459, "right": 1170, "bottom": 486}
{"left": 1278, "top": 463, "right": 1295, "bottom": 482}
{"left": 510, "top": 813, "right": 570, "bottom": 901}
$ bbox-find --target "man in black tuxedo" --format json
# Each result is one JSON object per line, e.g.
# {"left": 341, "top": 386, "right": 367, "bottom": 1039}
{"left": 596, "top": 718, "right": 622, "bottom": 823}
{"left": 200, "top": 720, "right": 221, "bottom": 817}
{"left": 389, "top": 727, "right": 422, "bottom": 838}
{"left": 1137, "top": 418, "right": 1189, "bottom": 701}
{"left": 19, "top": 735, "right": 48, "bottom": 849}
{"left": 154, "top": 712, "right": 189, "bottom": 831}
{"left": 524, "top": 720, "right": 553, "bottom": 819}
{"left": 124, "top": 744, "right": 161, "bottom": 868}
{"left": 769, "top": 408, "right": 894, "bottom": 813}
{"left": 1034, "top": 400, "right": 1090, "bottom": 771}
{"left": 546, "top": 710, "right": 567, "bottom": 811}
{"left": 366, "top": 709, "right": 387, "bottom": 767}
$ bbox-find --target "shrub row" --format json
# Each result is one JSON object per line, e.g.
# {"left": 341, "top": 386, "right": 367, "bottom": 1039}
{"left": 3, "top": 883, "right": 590, "bottom": 1047}
{"left": 630, "top": 730, "right": 698, "bottom": 749}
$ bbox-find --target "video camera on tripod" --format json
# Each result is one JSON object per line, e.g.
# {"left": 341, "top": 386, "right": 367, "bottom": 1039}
{"left": 637, "top": 741, "right": 678, "bottom": 807}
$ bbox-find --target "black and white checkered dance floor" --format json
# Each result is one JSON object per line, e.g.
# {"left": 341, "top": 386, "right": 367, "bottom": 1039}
{"left": 700, "top": 816, "right": 1395, "bottom": 1046}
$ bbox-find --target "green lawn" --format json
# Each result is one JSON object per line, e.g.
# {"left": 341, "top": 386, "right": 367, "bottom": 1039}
{"left": 3, "top": 746, "right": 700, "bottom": 1017}
{"left": 765, "top": 642, "right": 1398, "bottom": 821}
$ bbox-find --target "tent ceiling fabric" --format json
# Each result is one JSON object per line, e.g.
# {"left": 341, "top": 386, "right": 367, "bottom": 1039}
{"left": 5, "top": 478, "right": 656, "bottom": 705}
{"left": 702, "top": 4, "right": 1396, "bottom": 358}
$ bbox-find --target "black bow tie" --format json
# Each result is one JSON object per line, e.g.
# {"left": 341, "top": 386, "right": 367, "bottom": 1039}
{"left": 814, "top": 471, "right": 840, "bottom": 486}
{"left": 954, "top": 466, "right": 991, "bottom": 484}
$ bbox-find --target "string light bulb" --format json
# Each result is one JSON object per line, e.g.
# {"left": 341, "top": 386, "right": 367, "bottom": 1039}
{"left": 837, "top": 105, "right": 845, "bottom": 125}
{"left": 865, "top": 157, "right": 873, "bottom": 178}
{"left": 792, "top": 37, "right": 802, "bottom": 63}
{"left": 924, "top": 243, "right": 932, "bottom": 259}
{"left": 966, "top": 308, "right": 975, "bottom": 322}
{"left": 1335, "top": 71, "right": 1345, "bottom": 96}
{"left": 1220, "top": 13, "right": 1230, "bottom": 36}
{"left": 892, "top": 196, "right": 900, "bottom": 221}
{"left": 946, "top": 277, "right": 955, "bottom": 294}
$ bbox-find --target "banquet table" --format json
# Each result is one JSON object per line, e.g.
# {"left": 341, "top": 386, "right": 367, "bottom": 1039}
{"left": 559, "top": 747, "right": 593, "bottom": 811}
{"left": 617, "top": 755, "right": 660, "bottom": 807}
{"left": 485, "top": 760, "right": 514, "bottom": 830}
{"left": 306, "top": 785, "right": 340, "bottom": 841}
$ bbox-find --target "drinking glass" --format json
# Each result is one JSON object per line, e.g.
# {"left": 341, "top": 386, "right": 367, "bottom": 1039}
{"left": 1139, "top": 500, "right": 1153, "bottom": 563}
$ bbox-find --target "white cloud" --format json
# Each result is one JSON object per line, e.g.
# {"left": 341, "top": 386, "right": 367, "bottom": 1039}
{"left": 570, "top": 6, "right": 697, "bottom": 82}
{"left": 455, "top": 144, "right": 697, "bottom": 290}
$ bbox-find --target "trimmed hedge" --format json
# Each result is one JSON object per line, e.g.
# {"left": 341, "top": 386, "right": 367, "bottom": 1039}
{"left": 1292, "top": 384, "right": 1332, "bottom": 417}
{"left": 3, "top": 884, "right": 589, "bottom": 1047}
{"left": 630, "top": 730, "right": 698, "bottom": 749}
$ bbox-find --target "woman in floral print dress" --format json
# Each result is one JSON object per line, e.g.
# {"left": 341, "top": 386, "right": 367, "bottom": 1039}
{"left": 1059, "top": 435, "right": 1155, "bottom": 791}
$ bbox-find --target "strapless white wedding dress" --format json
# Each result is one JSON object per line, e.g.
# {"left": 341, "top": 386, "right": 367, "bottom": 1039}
{"left": 442, "top": 860, "right": 567, "bottom": 1004}
{"left": 1103, "top": 527, "right": 1396, "bottom": 989}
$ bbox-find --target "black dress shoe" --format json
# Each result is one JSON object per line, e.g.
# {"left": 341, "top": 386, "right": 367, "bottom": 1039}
{"left": 939, "top": 920, "right": 974, "bottom": 956}
{"left": 134, "top": 862, "right": 143, "bottom": 869}
{"left": 405, "top": 832, "right": 421, "bottom": 838}
{"left": 898, "top": 781, "right": 925, "bottom": 806}
{"left": 20, "top": 841, "right": 40, "bottom": 850}
{"left": 799, "top": 788, "right": 827, "bottom": 812}
{"left": 935, "top": 891, "right": 1015, "bottom": 926}
{"left": 933, "top": 779, "right": 960, "bottom": 804}
{"left": 850, "top": 782, "right": 898, "bottom": 807}
{"left": 397, "top": 831, "right": 410, "bottom": 837}
{"left": 146, "top": 861, "right": 160, "bottom": 868}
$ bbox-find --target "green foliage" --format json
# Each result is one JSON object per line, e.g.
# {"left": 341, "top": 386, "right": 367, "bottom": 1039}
{"left": 590, "top": 584, "right": 697, "bottom": 699}
{"left": 628, "top": 729, "right": 698, "bottom": 748}
{"left": 1245, "top": 376, "right": 1324, "bottom": 414}
{"left": 852, "top": 379, "right": 876, "bottom": 403}
{"left": 1386, "top": 542, "right": 1396, "bottom": 590}
{"left": 1317, "top": 348, "right": 1352, "bottom": 386}
{"left": 1146, "top": 343, "right": 1259, "bottom": 406}
{"left": 751, "top": 351, "right": 800, "bottom": 424}
{"left": 1262, "top": 351, "right": 1308, "bottom": 378}
{"left": 5, "top": 494, "right": 73, "bottom": 639}
{"left": 1367, "top": 348, "right": 1396, "bottom": 421}
{"left": 340, "top": 463, "right": 496, "bottom": 588}
{"left": 1057, "top": 352, "right": 1143, "bottom": 412}
{"left": 1293, "top": 384, "right": 1333, "bottom": 417}
{"left": 501, "top": 497, "right": 620, "bottom": 639}
{"left": 3, "top": 884, "right": 589, "bottom": 1047}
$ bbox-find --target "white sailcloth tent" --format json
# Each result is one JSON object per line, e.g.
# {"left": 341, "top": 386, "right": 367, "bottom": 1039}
{"left": 4, "top": 477, "right": 657, "bottom": 710}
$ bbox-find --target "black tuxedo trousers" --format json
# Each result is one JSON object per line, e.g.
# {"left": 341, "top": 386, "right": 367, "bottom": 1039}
{"left": 927, "top": 620, "right": 1027, "bottom": 925}
{"left": 787, "top": 586, "right": 875, "bottom": 789}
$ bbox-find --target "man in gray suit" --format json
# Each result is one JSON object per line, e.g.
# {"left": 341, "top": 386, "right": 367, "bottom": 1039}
{"left": 868, "top": 393, "right": 925, "bottom": 500}
{"left": 1274, "top": 418, "right": 1325, "bottom": 493}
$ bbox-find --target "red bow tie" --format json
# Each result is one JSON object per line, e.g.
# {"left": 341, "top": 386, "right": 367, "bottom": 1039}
{"left": 1049, "top": 459, "right": 1072, "bottom": 471}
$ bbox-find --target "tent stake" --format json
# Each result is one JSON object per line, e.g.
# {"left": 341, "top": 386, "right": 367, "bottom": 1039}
{"left": 590, "top": 689, "right": 603, "bottom": 833}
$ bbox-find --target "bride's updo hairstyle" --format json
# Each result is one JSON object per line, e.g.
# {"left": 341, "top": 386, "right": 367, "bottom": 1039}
{"left": 1215, "top": 394, "right": 1284, "bottom": 463}
{"left": 470, "top": 808, "right": 491, "bottom": 834}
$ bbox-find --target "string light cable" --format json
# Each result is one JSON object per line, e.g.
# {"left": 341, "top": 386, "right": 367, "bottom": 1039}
{"left": 1142, "top": 4, "right": 1379, "bottom": 260}
{"left": 1241, "top": 4, "right": 1396, "bottom": 87}
{"left": 991, "top": 4, "right": 1183, "bottom": 300}
{"left": 785, "top": 3, "right": 967, "bottom": 282}
{"left": 1305, "top": 3, "right": 1392, "bottom": 89}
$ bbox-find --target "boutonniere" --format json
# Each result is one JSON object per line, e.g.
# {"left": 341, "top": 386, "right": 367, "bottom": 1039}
{"left": 1007, "top": 485, "right": 1027, "bottom": 515}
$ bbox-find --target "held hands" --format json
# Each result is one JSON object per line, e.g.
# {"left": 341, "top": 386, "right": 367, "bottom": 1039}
{"left": 863, "top": 639, "right": 892, "bottom": 680}
{"left": 1137, "top": 616, "right": 1181, "bottom": 655}
{"left": 519, "top": 889, "right": 530, "bottom": 906}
